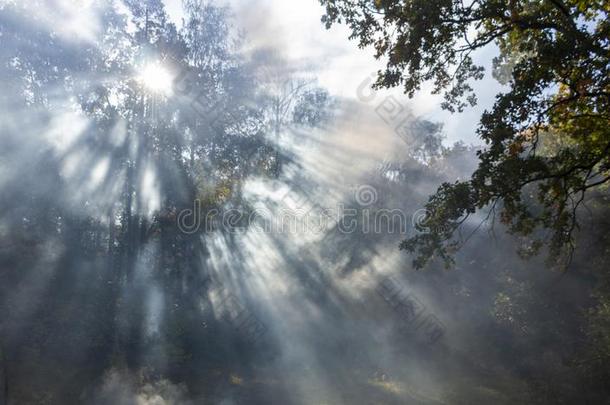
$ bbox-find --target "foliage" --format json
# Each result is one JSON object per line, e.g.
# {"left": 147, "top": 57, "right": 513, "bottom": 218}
{"left": 0, "top": 2, "right": 335, "bottom": 401}
{"left": 292, "top": 87, "right": 333, "bottom": 127}
{"left": 320, "top": 0, "right": 610, "bottom": 269}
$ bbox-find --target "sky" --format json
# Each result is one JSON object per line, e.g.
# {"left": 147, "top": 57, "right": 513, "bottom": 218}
{"left": 163, "top": 0, "right": 506, "bottom": 146}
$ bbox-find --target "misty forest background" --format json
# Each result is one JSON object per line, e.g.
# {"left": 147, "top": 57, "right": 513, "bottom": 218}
{"left": 0, "top": 0, "right": 609, "bottom": 404}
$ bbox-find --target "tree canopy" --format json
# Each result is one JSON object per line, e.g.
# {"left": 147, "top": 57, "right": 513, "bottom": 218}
{"left": 320, "top": 0, "right": 610, "bottom": 268}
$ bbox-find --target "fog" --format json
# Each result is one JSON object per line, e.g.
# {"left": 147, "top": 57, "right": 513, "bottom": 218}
{"left": 0, "top": 1, "right": 607, "bottom": 404}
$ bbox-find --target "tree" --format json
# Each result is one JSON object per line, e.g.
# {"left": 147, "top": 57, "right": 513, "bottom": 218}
{"left": 320, "top": 0, "right": 610, "bottom": 269}
{"left": 292, "top": 87, "right": 333, "bottom": 127}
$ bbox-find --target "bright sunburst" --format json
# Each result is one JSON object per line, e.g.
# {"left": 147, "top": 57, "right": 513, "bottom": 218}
{"left": 138, "top": 62, "right": 173, "bottom": 94}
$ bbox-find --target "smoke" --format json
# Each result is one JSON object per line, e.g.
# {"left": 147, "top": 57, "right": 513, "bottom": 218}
{"left": 88, "top": 368, "right": 192, "bottom": 405}
{"left": 0, "top": 1, "right": 601, "bottom": 404}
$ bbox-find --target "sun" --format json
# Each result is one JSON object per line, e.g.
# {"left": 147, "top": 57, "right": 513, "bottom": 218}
{"left": 138, "top": 62, "right": 173, "bottom": 94}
